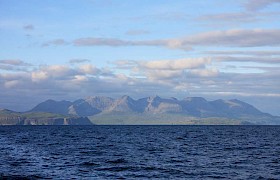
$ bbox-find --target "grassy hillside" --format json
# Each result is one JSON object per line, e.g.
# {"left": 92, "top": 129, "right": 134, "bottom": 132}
{"left": 89, "top": 113, "right": 243, "bottom": 125}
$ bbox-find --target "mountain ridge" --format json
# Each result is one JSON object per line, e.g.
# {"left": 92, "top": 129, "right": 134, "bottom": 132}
{"left": 26, "top": 95, "right": 280, "bottom": 125}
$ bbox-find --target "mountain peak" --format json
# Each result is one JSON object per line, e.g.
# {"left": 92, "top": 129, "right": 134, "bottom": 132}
{"left": 30, "top": 99, "right": 72, "bottom": 115}
{"left": 84, "top": 96, "right": 114, "bottom": 111}
{"left": 121, "top": 95, "right": 133, "bottom": 100}
{"left": 147, "top": 95, "right": 162, "bottom": 102}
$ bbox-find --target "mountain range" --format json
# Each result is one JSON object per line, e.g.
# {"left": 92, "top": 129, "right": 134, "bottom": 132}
{"left": 22, "top": 95, "right": 280, "bottom": 125}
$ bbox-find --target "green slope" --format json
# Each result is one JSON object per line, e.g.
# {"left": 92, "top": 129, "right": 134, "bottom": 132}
{"left": 89, "top": 112, "right": 244, "bottom": 125}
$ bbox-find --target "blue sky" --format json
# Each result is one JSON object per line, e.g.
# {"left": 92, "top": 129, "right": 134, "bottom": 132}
{"left": 0, "top": 0, "right": 280, "bottom": 115}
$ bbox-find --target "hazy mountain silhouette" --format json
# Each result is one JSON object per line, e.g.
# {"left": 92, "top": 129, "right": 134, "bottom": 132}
{"left": 25, "top": 95, "right": 280, "bottom": 125}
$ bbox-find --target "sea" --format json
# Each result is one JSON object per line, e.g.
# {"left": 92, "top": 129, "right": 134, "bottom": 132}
{"left": 0, "top": 125, "right": 279, "bottom": 179}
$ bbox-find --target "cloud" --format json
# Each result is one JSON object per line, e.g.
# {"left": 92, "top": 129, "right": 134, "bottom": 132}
{"left": 131, "top": 12, "right": 188, "bottom": 22}
{"left": 30, "top": 63, "right": 113, "bottom": 84}
{"left": 197, "top": 12, "right": 258, "bottom": 23}
{"left": 23, "top": 24, "right": 34, "bottom": 31}
{"left": 203, "top": 92, "right": 280, "bottom": 100}
{"left": 113, "top": 58, "right": 216, "bottom": 85}
{"left": 138, "top": 58, "right": 211, "bottom": 70}
{"left": 114, "top": 58, "right": 211, "bottom": 73}
{"left": 197, "top": 8, "right": 280, "bottom": 25}
{"left": 175, "top": 29, "right": 280, "bottom": 48}
{"left": 0, "top": 72, "right": 30, "bottom": 89}
{"left": 0, "top": 72, "right": 29, "bottom": 81}
{"left": 4, "top": 80, "right": 21, "bottom": 88}
{"left": 189, "top": 68, "right": 219, "bottom": 77}
{"left": 31, "top": 71, "right": 48, "bottom": 82}
{"left": 125, "top": 30, "right": 150, "bottom": 36}
{"left": 245, "top": 0, "right": 280, "bottom": 11}
{"left": 145, "top": 70, "right": 184, "bottom": 80}
{"left": 75, "top": 37, "right": 191, "bottom": 50}
{"left": 31, "top": 65, "right": 79, "bottom": 83}
{"left": 73, "top": 37, "right": 165, "bottom": 47}
{"left": 39, "top": 65, "right": 74, "bottom": 79}
{"left": 203, "top": 50, "right": 280, "bottom": 57}
{"left": 78, "top": 64, "right": 100, "bottom": 75}
{"left": 0, "top": 59, "right": 32, "bottom": 71}
{"left": 44, "top": 36, "right": 170, "bottom": 49}
{"left": 69, "top": 59, "right": 91, "bottom": 64}
{"left": 0, "top": 58, "right": 216, "bottom": 98}
{"left": 213, "top": 56, "right": 280, "bottom": 64}
{"left": 42, "top": 29, "right": 280, "bottom": 50}
{"left": 0, "top": 59, "right": 31, "bottom": 66}
{"left": 0, "top": 65, "right": 29, "bottom": 72}
{"left": 42, "top": 39, "right": 68, "bottom": 47}
{"left": 113, "top": 60, "right": 137, "bottom": 69}
{"left": 73, "top": 37, "right": 131, "bottom": 46}
{"left": 168, "top": 29, "right": 280, "bottom": 48}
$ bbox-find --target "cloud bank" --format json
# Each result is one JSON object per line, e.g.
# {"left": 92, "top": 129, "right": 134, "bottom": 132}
{"left": 42, "top": 29, "right": 280, "bottom": 50}
{"left": 0, "top": 57, "right": 278, "bottom": 100}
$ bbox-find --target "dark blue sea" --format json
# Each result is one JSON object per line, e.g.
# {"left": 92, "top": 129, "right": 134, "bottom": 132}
{"left": 0, "top": 126, "right": 280, "bottom": 179}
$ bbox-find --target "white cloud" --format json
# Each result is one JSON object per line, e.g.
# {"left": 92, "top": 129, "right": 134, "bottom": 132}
{"left": 32, "top": 71, "right": 48, "bottom": 82}
{"left": 44, "top": 65, "right": 72, "bottom": 77}
{"left": 139, "top": 58, "right": 211, "bottom": 70}
{"left": 145, "top": 70, "right": 183, "bottom": 80}
{"left": 113, "top": 58, "right": 216, "bottom": 84}
{"left": 78, "top": 64, "right": 100, "bottom": 75}
{"left": 189, "top": 68, "right": 219, "bottom": 77}
{"left": 72, "top": 75, "right": 88, "bottom": 83}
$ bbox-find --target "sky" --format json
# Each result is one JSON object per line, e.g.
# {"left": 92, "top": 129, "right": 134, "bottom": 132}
{"left": 0, "top": 0, "right": 280, "bottom": 115}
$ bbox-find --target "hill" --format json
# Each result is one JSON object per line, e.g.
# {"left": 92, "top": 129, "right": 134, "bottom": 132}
{"left": 0, "top": 109, "right": 93, "bottom": 125}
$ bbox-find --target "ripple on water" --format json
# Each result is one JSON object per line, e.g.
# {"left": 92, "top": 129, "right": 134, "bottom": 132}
{"left": 0, "top": 125, "right": 280, "bottom": 179}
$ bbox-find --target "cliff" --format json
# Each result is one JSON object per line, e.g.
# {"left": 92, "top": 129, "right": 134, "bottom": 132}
{"left": 0, "top": 110, "right": 93, "bottom": 125}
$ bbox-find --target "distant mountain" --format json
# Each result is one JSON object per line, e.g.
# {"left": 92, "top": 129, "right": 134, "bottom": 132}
{"left": 0, "top": 109, "right": 93, "bottom": 125}
{"left": 68, "top": 99, "right": 100, "bottom": 117}
{"left": 139, "top": 96, "right": 182, "bottom": 113}
{"left": 30, "top": 96, "right": 115, "bottom": 116}
{"left": 24, "top": 95, "right": 280, "bottom": 125}
{"left": 209, "top": 99, "right": 266, "bottom": 118}
{"left": 104, "top": 95, "right": 138, "bottom": 113}
{"left": 30, "top": 99, "right": 72, "bottom": 115}
{"left": 85, "top": 96, "right": 114, "bottom": 111}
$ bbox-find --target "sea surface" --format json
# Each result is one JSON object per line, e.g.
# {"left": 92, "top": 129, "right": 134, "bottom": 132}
{"left": 0, "top": 125, "right": 280, "bottom": 179}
